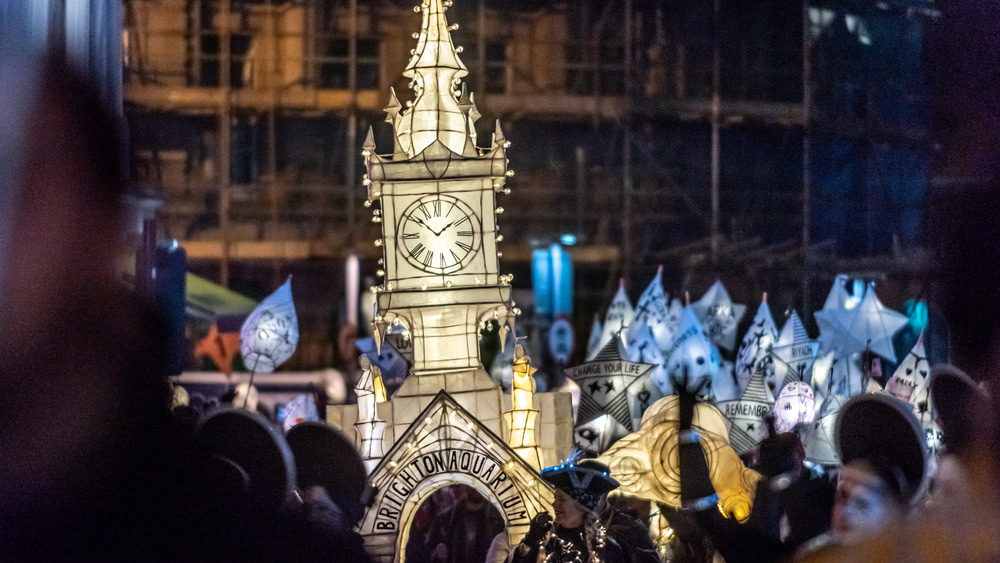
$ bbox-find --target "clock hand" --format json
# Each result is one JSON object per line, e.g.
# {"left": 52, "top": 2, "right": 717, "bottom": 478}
{"left": 431, "top": 220, "right": 457, "bottom": 237}
{"left": 409, "top": 216, "right": 437, "bottom": 234}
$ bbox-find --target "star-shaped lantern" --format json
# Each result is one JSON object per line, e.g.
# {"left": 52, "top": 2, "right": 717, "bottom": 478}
{"left": 819, "top": 281, "right": 908, "bottom": 363}
{"left": 814, "top": 275, "right": 854, "bottom": 354}
{"left": 692, "top": 280, "right": 747, "bottom": 352}
{"left": 565, "top": 335, "right": 654, "bottom": 433}
{"left": 717, "top": 360, "right": 775, "bottom": 454}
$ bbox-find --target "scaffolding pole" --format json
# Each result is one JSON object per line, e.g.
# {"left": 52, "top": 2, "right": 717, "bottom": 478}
{"left": 710, "top": 0, "right": 721, "bottom": 262}
{"left": 801, "top": 0, "right": 813, "bottom": 312}
{"left": 219, "top": 0, "right": 232, "bottom": 286}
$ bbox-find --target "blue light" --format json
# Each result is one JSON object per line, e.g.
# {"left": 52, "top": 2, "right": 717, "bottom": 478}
{"left": 560, "top": 233, "right": 577, "bottom": 246}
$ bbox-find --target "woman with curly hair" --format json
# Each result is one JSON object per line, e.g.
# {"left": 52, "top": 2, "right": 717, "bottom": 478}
{"left": 511, "top": 461, "right": 625, "bottom": 563}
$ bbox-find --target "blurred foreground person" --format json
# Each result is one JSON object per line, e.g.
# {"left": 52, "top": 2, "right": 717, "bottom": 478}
{"left": 675, "top": 388, "right": 925, "bottom": 562}
{"left": 0, "top": 49, "right": 370, "bottom": 562}
{"left": 800, "top": 365, "right": 1000, "bottom": 563}
{"left": 512, "top": 460, "right": 626, "bottom": 563}
{"left": 0, "top": 48, "right": 176, "bottom": 559}
{"left": 823, "top": 394, "right": 927, "bottom": 546}
{"left": 926, "top": 364, "right": 992, "bottom": 511}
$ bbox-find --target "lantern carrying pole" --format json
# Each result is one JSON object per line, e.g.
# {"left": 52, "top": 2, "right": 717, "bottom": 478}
{"left": 243, "top": 355, "right": 261, "bottom": 410}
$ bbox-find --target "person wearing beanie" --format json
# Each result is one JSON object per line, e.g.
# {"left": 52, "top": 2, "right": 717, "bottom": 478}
{"left": 511, "top": 460, "right": 625, "bottom": 563}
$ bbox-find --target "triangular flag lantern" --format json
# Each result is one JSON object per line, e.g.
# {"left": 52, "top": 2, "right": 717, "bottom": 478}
{"left": 240, "top": 276, "right": 299, "bottom": 373}
{"left": 810, "top": 351, "right": 835, "bottom": 416}
{"left": 627, "top": 266, "right": 674, "bottom": 351}
{"left": 713, "top": 359, "right": 741, "bottom": 404}
{"left": 692, "top": 280, "right": 747, "bottom": 352}
{"left": 802, "top": 411, "right": 840, "bottom": 466}
{"left": 597, "top": 280, "right": 634, "bottom": 353}
{"left": 667, "top": 298, "right": 684, "bottom": 335}
{"left": 564, "top": 336, "right": 654, "bottom": 433}
{"left": 802, "top": 393, "right": 847, "bottom": 465}
{"left": 585, "top": 315, "right": 604, "bottom": 361}
{"left": 717, "top": 367, "right": 774, "bottom": 454}
{"left": 734, "top": 296, "right": 779, "bottom": 392}
{"left": 627, "top": 321, "right": 671, "bottom": 397}
{"left": 662, "top": 306, "right": 719, "bottom": 397}
{"left": 885, "top": 333, "right": 929, "bottom": 404}
{"left": 769, "top": 310, "right": 819, "bottom": 392}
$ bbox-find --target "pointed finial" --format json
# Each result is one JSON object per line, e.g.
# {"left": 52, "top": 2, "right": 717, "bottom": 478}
{"left": 618, "top": 277, "right": 625, "bottom": 290}
{"left": 363, "top": 126, "right": 376, "bottom": 152}
{"left": 685, "top": 291, "right": 690, "bottom": 306}
{"left": 762, "top": 292, "right": 768, "bottom": 304}
{"left": 467, "top": 92, "right": 482, "bottom": 124}
{"left": 458, "top": 82, "right": 471, "bottom": 109}
{"left": 384, "top": 87, "right": 402, "bottom": 123}
{"left": 656, "top": 264, "right": 663, "bottom": 276}
{"left": 492, "top": 120, "right": 507, "bottom": 149}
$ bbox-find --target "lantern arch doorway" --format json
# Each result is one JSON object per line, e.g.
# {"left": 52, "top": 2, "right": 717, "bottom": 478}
{"left": 356, "top": 391, "right": 553, "bottom": 563}
{"left": 398, "top": 479, "right": 506, "bottom": 562}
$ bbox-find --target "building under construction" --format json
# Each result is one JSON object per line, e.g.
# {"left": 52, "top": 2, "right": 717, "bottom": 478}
{"left": 121, "top": 0, "right": 936, "bottom": 368}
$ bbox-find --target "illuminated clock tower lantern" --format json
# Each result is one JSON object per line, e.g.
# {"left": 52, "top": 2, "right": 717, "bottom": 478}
{"left": 364, "top": 0, "right": 515, "bottom": 428}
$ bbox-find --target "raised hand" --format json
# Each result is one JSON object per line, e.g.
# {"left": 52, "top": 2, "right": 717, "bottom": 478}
{"left": 522, "top": 512, "right": 553, "bottom": 547}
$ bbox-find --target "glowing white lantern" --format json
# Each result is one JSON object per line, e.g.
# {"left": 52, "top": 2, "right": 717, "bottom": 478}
{"left": 627, "top": 266, "right": 674, "bottom": 351}
{"left": 565, "top": 337, "right": 654, "bottom": 433}
{"left": 662, "top": 306, "right": 719, "bottom": 397}
{"left": 773, "top": 381, "right": 815, "bottom": 434}
{"left": 595, "top": 280, "right": 634, "bottom": 356}
{"left": 692, "top": 280, "right": 747, "bottom": 352}
{"left": 355, "top": 354, "right": 387, "bottom": 472}
{"left": 769, "top": 310, "right": 819, "bottom": 392}
{"left": 282, "top": 393, "right": 318, "bottom": 433}
{"left": 240, "top": 276, "right": 299, "bottom": 373}
{"left": 733, "top": 295, "right": 778, "bottom": 393}
{"left": 886, "top": 333, "right": 928, "bottom": 404}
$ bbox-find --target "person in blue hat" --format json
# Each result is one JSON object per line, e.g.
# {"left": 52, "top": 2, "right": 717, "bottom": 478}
{"left": 511, "top": 459, "right": 625, "bottom": 563}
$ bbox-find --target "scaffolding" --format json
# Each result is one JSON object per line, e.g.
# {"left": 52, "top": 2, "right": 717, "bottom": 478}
{"left": 123, "top": 0, "right": 935, "bottom": 326}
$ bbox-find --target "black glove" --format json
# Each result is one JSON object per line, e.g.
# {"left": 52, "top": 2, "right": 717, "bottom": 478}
{"left": 522, "top": 512, "right": 553, "bottom": 547}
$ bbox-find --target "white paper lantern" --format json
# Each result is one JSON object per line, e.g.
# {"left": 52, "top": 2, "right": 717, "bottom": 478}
{"left": 773, "top": 381, "right": 815, "bottom": 434}
{"left": 240, "top": 276, "right": 299, "bottom": 373}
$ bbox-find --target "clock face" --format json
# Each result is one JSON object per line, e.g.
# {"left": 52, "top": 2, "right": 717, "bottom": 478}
{"left": 397, "top": 194, "right": 481, "bottom": 274}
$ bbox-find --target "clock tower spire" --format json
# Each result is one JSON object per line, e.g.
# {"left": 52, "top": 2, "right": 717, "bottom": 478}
{"left": 362, "top": 0, "right": 515, "bottom": 429}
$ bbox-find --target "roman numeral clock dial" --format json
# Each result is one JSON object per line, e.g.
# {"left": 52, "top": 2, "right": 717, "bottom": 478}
{"left": 397, "top": 194, "right": 481, "bottom": 274}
